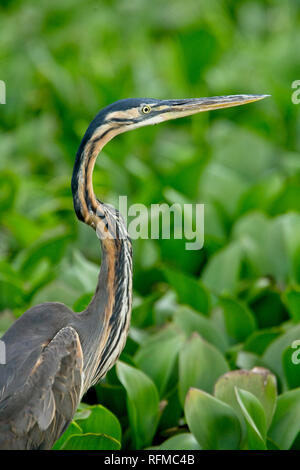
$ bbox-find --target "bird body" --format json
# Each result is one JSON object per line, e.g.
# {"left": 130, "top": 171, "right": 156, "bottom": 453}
{"left": 0, "top": 207, "right": 132, "bottom": 449}
{"left": 0, "top": 94, "right": 268, "bottom": 449}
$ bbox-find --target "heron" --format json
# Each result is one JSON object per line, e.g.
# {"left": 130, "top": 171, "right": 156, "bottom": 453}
{"left": 0, "top": 94, "right": 268, "bottom": 449}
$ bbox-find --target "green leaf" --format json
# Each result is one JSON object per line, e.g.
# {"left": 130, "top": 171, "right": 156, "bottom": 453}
{"left": 0, "top": 171, "right": 18, "bottom": 213}
{"left": 0, "top": 310, "right": 15, "bottom": 332}
{"left": 214, "top": 367, "right": 277, "bottom": 431}
{"left": 60, "top": 250, "right": 99, "bottom": 293}
{"left": 2, "top": 212, "right": 43, "bottom": 247}
{"left": 75, "top": 405, "right": 121, "bottom": 443}
{"left": 163, "top": 268, "right": 211, "bottom": 315}
{"left": 269, "top": 388, "right": 300, "bottom": 449}
{"left": 131, "top": 293, "right": 160, "bottom": 327}
{"left": 116, "top": 361, "right": 160, "bottom": 449}
{"left": 184, "top": 388, "right": 241, "bottom": 450}
{"left": 201, "top": 242, "right": 242, "bottom": 295}
{"left": 32, "top": 280, "right": 79, "bottom": 308}
{"left": 173, "top": 305, "right": 228, "bottom": 352}
{"left": 283, "top": 288, "right": 300, "bottom": 322}
{"left": 14, "top": 228, "right": 71, "bottom": 278}
{"left": 237, "top": 173, "right": 282, "bottom": 215}
{"left": 52, "top": 421, "right": 83, "bottom": 450}
{"left": 158, "top": 433, "right": 201, "bottom": 450}
{"left": 178, "top": 333, "right": 229, "bottom": 405}
{"left": 267, "top": 438, "right": 281, "bottom": 450}
{"left": 244, "top": 328, "right": 281, "bottom": 355}
{"left": 233, "top": 212, "right": 300, "bottom": 283}
{"left": 0, "top": 278, "right": 25, "bottom": 310}
{"left": 55, "top": 404, "right": 123, "bottom": 450}
{"left": 157, "top": 386, "right": 182, "bottom": 432}
{"left": 200, "top": 161, "right": 246, "bottom": 217}
{"left": 280, "top": 213, "right": 300, "bottom": 284}
{"left": 62, "top": 433, "right": 120, "bottom": 450}
{"left": 95, "top": 383, "right": 127, "bottom": 419}
{"left": 263, "top": 324, "right": 300, "bottom": 388}
{"left": 219, "top": 296, "right": 256, "bottom": 342}
{"left": 235, "top": 387, "right": 267, "bottom": 450}
{"left": 73, "top": 292, "right": 93, "bottom": 312}
{"left": 235, "top": 351, "right": 263, "bottom": 370}
{"left": 282, "top": 343, "right": 300, "bottom": 389}
{"left": 250, "top": 289, "right": 288, "bottom": 329}
{"left": 134, "top": 324, "right": 185, "bottom": 396}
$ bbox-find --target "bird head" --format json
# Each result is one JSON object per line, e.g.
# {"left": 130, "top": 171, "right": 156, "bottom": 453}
{"left": 72, "top": 93, "right": 269, "bottom": 226}
{"left": 90, "top": 94, "right": 269, "bottom": 137}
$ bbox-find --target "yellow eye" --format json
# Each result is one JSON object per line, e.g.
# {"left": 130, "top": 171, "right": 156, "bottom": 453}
{"left": 142, "top": 105, "right": 151, "bottom": 114}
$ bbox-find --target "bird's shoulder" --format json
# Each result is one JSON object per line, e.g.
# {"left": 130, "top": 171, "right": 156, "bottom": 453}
{"left": 0, "top": 322, "right": 83, "bottom": 449}
{"left": 0, "top": 301, "right": 78, "bottom": 395}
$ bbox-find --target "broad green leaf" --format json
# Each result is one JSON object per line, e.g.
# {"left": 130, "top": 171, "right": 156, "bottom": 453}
{"left": 32, "top": 280, "right": 79, "bottom": 308}
{"left": 173, "top": 305, "right": 228, "bottom": 352}
{"left": 73, "top": 292, "right": 93, "bottom": 312}
{"left": 74, "top": 404, "right": 91, "bottom": 420}
{"left": 250, "top": 289, "right": 288, "bottom": 329}
{"left": 232, "top": 213, "right": 272, "bottom": 277}
{"left": 235, "top": 351, "right": 263, "bottom": 370}
{"left": 200, "top": 161, "right": 246, "bottom": 216}
{"left": 2, "top": 212, "right": 42, "bottom": 246}
{"left": 62, "top": 433, "right": 120, "bottom": 450}
{"left": 237, "top": 174, "right": 282, "bottom": 215}
{"left": 185, "top": 388, "right": 241, "bottom": 450}
{"left": 263, "top": 324, "right": 300, "bottom": 389}
{"left": 262, "top": 215, "right": 291, "bottom": 282}
{"left": 200, "top": 201, "right": 226, "bottom": 240}
{"left": 280, "top": 213, "right": 300, "bottom": 284}
{"left": 0, "top": 310, "right": 15, "bottom": 332}
{"left": 60, "top": 250, "right": 99, "bottom": 293}
{"left": 75, "top": 405, "right": 121, "bottom": 443}
{"left": 158, "top": 433, "right": 201, "bottom": 450}
{"left": 267, "top": 438, "right": 281, "bottom": 450}
{"left": 235, "top": 387, "right": 267, "bottom": 450}
{"left": 14, "top": 228, "right": 71, "bottom": 278}
{"left": 158, "top": 386, "right": 182, "bottom": 432}
{"left": 131, "top": 292, "right": 160, "bottom": 327}
{"left": 95, "top": 383, "right": 127, "bottom": 419}
{"left": 209, "top": 122, "right": 274, "bottom": 182}
{"left": 116, "top": 361, "right": 160, "bottom": 449}
{"left": 244, "top": 328, "right": 281, "bottom": 355}
{"left": 0, "top": 171, "right": 18, "bottom": 212}
{"left": 233, "top": 212, "right": 300, "bottom": 283}
{"left": 0, "top": 278, "right": 24, "bottom": 310}
{"left": 282, "top": 344, "right": 300, "bottom": 389}
{"left": 283, "top": 288, "right": 300, "bottom": 322}
{"left": 219, "top": 296, "right": 256, "bottom": 342}
{"left": 201, "top": 242, "right": 242, "bottom": 295}
{"left": 52, "top": 421, "right": 83, "bottom": 450}
{"left": 269, "top": 388, "right": 300, "bottom": 449}
{"left": 270, "top": 178, "right": 300, "bottom": 215}
{"left": 178, "top": 333, "right": 229, "bottom": 405}
{"left": 154, "top": 290, "right": 179, "bottom": 326}
{"left": 134, "top": 324, "right": 185, "bottom": 396}
{"left": 214, "top": 367, "right": 277, "bottom": 431}
{"left": 163, "top": 268, "right": 211, "bottom": 315}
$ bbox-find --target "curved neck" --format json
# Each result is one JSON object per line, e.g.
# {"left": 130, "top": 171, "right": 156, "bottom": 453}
{"left": 72, "top": 118, "right": 132, "bottom": 389}
{"left": 72, "top": 120, "right": 118, "bottom": 226}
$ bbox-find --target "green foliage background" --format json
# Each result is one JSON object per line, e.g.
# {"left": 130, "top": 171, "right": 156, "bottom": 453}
{"left": 1, "top": 0, "right": 300, "bottom": 450}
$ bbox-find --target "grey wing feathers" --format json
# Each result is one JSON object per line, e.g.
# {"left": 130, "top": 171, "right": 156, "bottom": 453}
{"left": 0, "top": 326, "right": 83, "bottom": 450}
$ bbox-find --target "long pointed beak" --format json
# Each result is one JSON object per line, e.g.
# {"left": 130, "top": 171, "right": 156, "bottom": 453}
{"left": 158, "top": 94, "right": 270, "bottom": 121}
